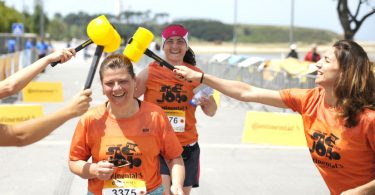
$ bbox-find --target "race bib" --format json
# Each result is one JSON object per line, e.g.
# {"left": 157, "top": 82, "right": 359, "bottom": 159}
{"left": 103, "top": 178, "right": 147, "bottom": 195}
{"left": 165, "top": 110, "right": 185, "bottom": 132}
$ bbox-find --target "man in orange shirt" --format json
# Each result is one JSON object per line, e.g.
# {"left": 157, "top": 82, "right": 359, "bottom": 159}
{"left": 173, "top": 40, "right": 375, "bottom": 195}
{"left": 69, "top": 54, "right": 184, "bottom": 195}
{"left": 135, "top": 24, "right": 217, "bottom": 195}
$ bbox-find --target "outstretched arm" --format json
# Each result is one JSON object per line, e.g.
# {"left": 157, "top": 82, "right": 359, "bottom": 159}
{"left": 173, "top": 65, "right": 287, "bottom": 108}
{"left": 0, "top": 48, "right": 76, "bottom": 99}
{"left": 0, "top": 89, "right": 91, "bottom": 146}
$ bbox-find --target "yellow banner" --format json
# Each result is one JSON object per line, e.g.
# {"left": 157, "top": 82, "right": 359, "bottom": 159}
{"left": 22, "top": 81, "right": 63, "bottom": 102}
{"left": 0, "top": 104, "right": 43, "bottom": 124}
{"left": 242, "top": 111, "right": 306, "bottom": 146}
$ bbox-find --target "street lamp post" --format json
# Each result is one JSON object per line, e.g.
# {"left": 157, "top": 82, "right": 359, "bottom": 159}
{"left": 289, "top": 0, "right": 295, "bottom": 45}
{"left": 233, "top": 0, "right": 238, "bottom": 54}
{"left": 35, "top": 0, "right": 45, "bottom": 38}
{"left": 116, "top": 0, "right": 123, "bottom": 22}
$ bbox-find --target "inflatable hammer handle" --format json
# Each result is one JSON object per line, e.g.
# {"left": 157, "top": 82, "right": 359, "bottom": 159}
{"left": 144, "top": 49, "right": 175, "bottom": 71}
{"left": 50, "top": 39, "right": 94, "bottom": 67}
{"left": 84, "top": 45, "right": 104, "bottom": 89}
{"left": 144, "top": 48, "right": 192, "bottom": 82}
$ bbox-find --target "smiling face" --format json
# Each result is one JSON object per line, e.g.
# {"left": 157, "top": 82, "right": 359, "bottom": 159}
{"left": 315, "top": 47, "right": 340, "bottom": 89}
{"left": 101, "top": 67, "right": 135, "bottom": 106}
{"left": 163, "top": 36, "right": 188, "bottom": 65}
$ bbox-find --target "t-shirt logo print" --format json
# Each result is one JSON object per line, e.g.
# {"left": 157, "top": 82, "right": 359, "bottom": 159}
{"left": 157, "top": 84, "right": 187, "bottom": 103}
{"left": 107, "top": 142, "right": 142, "bottom": 168}
{"left": 309, "top": 131, "right": 341, "bottom": 160}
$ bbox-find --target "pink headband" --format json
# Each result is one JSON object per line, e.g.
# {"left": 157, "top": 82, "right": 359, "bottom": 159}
{"left": 161, "top": 25, "right": 189, "bottom": 47}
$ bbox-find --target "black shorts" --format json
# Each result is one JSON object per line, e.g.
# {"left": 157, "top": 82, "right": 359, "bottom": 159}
{"left": 160, "top": 142, "right": 200, "bottom": 187}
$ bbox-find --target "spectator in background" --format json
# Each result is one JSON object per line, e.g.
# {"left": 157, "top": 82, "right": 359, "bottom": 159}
{"left": 66, "top": 39, "right": 71, "bottom": 48}
{"left": 25, "top": 39, "right": 34, "bottom": 50}
{"left": 304, "top": 43, "right": 321, "bottom": 62}
{"left": 287, "top": 43, "right": 299, "bottom": 59}
{"left": 7, "top": 39, "right": 16, "bottom": 53}
{"left": 47, "top": 39, "right": 54, "bottom": 53}
{"left": 36, "top": 39, "right": 50, "bottom": 72}
{"left": 155, "top": 42, "right": 161, "bottom": 52}
{"left": 148, "top": 41, "right": 162, "bottom": 57}
{"left": 36, "top": 40, "right": 49, "bottom": 59}
{"left": 24, "top": 39, "right": 34, "bottom": 67}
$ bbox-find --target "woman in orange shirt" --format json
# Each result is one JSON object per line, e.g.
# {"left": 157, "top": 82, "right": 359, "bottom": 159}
{"left": 69, "top": 54, "right": 184, "bottom": 195}
{"left": 135, "top": 24, "right": 217, "bottom": 195}
{"left": 173, "top": 40, "right": 375, "bottom": 195}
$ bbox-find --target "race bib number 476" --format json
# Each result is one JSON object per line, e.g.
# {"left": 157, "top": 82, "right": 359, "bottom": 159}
{"left": 165, "top": 110, "right": 186, "bottom": 133}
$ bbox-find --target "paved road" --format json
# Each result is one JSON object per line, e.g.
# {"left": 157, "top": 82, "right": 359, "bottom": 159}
{"left": 0, "top": 46, "right": 329, "bottom": 195}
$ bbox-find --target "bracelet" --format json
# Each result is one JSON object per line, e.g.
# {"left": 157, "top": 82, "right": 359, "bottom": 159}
{"left": 200, "top": 72, "right": 204, "bottom": 83}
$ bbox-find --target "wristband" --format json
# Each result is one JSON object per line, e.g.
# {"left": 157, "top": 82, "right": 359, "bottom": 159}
{"left": 200, "top": 72, "right": 204, "bottom": 83}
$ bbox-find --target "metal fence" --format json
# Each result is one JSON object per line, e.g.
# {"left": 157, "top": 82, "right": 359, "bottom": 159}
{"left": 0, "top": 49, "right": 38, "bottom": 102}
{"left": 197, "top": 59, "right": 317, "bottom": 112}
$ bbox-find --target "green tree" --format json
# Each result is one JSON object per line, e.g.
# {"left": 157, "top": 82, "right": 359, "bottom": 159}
{"left": 64, "top": 12, "right": 92, "bottom": 27}
{"left": 174, "top": 19, "right": 233, "bottom": 42}
{"left": 337, "top": 0, "right": 375, "bottom": 40}
{"left": 153, "top": 13, "right": 170, "bottom": 24}
{"left": 29, "top": 4, "right": 49, "bottom": 37}
{"left": 63, "top": 12, "right": 95, "bottom": 40}
{"left": 21, "top": 10, "right": 32, "bottom": 33}
{"left": 0, "top": 2, "right": 24, "bottom": 32}
{"left": 47, "top": 13, "right": 69, "bottom": 40}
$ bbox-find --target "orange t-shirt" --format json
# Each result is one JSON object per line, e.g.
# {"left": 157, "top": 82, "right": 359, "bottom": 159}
{"left": 144, "top": 61, "right": 202, "bottom": 146}
{"left": 280, "top": 87, "right": 375, "bottom": 195}
{"left": 69, "top": 101, "right": 183, "bottom": 195}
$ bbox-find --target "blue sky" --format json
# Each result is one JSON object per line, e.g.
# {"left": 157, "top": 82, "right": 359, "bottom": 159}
{"left": 4, "top": 0, "right": 375, "bottom": 41}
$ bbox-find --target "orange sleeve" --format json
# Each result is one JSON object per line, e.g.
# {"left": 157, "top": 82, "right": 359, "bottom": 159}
{"left": 158, "top": 112, "right": 183, "bottom": 160}
{"left": 69, "top": 118, "right": 91, "bottom": 161}
{"left": 280, "top": 88, "right": 319, "bottom": 114}
{"left": 279, "top": 88, "right": 304, "bottom": 113}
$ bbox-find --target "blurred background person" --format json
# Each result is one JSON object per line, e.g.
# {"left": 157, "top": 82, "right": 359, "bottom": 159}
{"left": 287, "top": 43, "right": 299, "bottom": 59}
{"left": 304, "top": 43, "right": 321, "bottom": 62}
{"left": 7, "top": 38, "right": 16, "bottom": 53}
{"left": 24, "top": 38, "right": 34, "bottom": 67}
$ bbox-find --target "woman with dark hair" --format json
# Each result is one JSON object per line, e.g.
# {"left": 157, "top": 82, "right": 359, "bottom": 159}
{"left": 135, "top": 24, "right": 217, "bottom": 195}
{"left": 173, "top": 40, "right": 375, "bottom": 195}
{"left": 69, "top": 54, "right": 185, "bottom": 195}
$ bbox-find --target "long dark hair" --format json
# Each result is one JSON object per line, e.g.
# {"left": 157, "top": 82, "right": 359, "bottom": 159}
{"left": 183, "top": 47, "right": 196, "bottom": 66}
{"left": 333, "top": 40, "right": 375, "bottom": 128}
